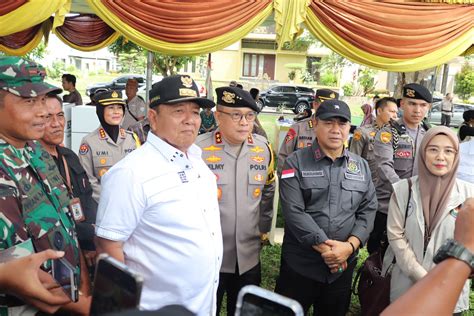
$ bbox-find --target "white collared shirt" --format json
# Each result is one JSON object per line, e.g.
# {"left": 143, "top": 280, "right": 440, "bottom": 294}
{"left": 96, "top": 132, "right": 223, "bottom": 315}
{"left": 458, "top": 140, "right": 474, "bottom": 184}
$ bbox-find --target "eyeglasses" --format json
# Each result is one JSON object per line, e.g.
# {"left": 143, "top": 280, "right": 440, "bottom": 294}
{"left": 426, "top": 147, "right": 457, "bottom": 157}
{"left": 217, "top": 110, "right": 256, "bottom": 122}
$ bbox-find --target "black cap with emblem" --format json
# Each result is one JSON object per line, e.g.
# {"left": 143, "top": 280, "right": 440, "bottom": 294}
{"left": 315, "top": 99, "right": 351, "bottom": 122}
{"left": 402, "top": 83, "right": 432, "bottom": 103}
{"left": 149, "top": 75, "right": 215, "bottom": 109}
{"left": 215, "top": 86, "right": 260, "bottom": 112}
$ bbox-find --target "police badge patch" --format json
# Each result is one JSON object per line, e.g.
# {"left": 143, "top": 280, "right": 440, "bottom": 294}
{"left": 347, "top": 160, "right": 360, "bottom": 174}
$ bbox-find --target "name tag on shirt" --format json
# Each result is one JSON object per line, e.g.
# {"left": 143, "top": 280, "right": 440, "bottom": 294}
{"left": 301, "top": 170, "right": 324, "bottom": 178}
{"left": 344, "top": 173, "right": 365, "bottom": 181}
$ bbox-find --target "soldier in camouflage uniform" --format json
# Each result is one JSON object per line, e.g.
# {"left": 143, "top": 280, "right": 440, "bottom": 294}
{"left": 349, "top": 97, "right": 399, "bottom": 183}
{"left": 196, "top": 86, "right": 276, "bottom": 316}
{"left": 0, "top": 56, "right": 90, "bottom": 314}
{"left": 277, "top": 89, "right": 339, "bottom": 175}
{"left": 367, "top": 83, "right": 432, "bottom": 254}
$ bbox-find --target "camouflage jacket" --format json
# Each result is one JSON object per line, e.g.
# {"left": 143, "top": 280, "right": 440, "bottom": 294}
{"left": 0, "top": 140, "right": 80, "bottom": 285}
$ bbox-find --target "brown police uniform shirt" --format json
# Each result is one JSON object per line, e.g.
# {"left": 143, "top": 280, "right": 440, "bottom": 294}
{"left": 373, "top": 118, "right": 426, "bottom": 214}
{"left": 349, "top": 123, "right": 382, "bottom": 184}
{"left": 277, "top": 118, "right": 314, "bottom": 175}
{"left": 196, "top": 130, "right": 276, "bottom": 275}
{"left": 78, "top": 127, "right": 138, "bottom": 203}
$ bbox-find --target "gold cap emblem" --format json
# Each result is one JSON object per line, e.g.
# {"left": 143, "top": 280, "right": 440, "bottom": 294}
{"left": 406, "top": 89, "right": 415, "bottom": 98}
{"left": 222, "top": 91, "right": 236, "bottom": 104}
{"left": 111, "top": 91, "right": 119, "bottom": 98}
{"left": 330, "top": 93, "right": 336, "bottom": 99}
{"left": 181, "top": 76, "right": 194, "bottom": 88}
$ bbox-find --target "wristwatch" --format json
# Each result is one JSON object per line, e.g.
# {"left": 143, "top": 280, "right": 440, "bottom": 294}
{"left": 433, "top": 239, "right": 474, "bottom": 270}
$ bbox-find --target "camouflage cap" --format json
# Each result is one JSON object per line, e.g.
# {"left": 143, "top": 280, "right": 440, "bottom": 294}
{"left": 0, "top": 56, "right": 62, "bottom": 98}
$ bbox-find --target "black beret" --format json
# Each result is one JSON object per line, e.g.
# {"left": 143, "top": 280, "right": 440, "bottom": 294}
{"left": 403, "top": 83, "right": 432, "bottom": 103}
{"left": 316, "top": 89, "right": 339, "bottom": 101}
{"left": 215, "top": 86, "right": 259, "bottom": 112}
{"left": 93, "top": 90, "right": 125, "bottom": 107}
{"left": 316, "top": 99, "right": 351, "bottom": 122}
{"left": 149, "top": 75, "right": 215, "bottom": 109}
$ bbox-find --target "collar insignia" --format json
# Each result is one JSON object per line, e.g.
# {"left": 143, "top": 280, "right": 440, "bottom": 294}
{"left": 215, "top": 132, "right": 222, "bottom": 144}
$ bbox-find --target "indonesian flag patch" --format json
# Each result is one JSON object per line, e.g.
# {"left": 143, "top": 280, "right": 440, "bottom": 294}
{"left": 281, "top": 168, "right": 295, "bottom": 179}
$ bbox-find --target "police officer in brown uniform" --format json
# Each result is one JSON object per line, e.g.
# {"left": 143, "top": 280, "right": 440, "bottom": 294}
{"left": 195, "top": 86, "right": 276, "bottom": 316}
{"left": 367, "top": 83, "right": 432, "bottom": 253}
{"left": 349, "top": 97, "right": 399, "bottom": 183}
{"left": 78, "top": 90, "right": 139, "bottom": 203}
{"left": 277, "top": 89, "right": 338, "bottom": 175}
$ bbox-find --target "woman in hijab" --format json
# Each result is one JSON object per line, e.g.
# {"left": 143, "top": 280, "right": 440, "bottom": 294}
{"left": 360, "top": 103, "right": 375, "bottom": 126}
{"left": 383, "top": 126, "right": 474, "bottom": 315}
{"left": 78, "top": 90, "right": 139, "bottom": 203}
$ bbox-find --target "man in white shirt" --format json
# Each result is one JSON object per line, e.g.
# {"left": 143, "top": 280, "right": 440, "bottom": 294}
{"left": 95, "top": 75, "right": 223, "bottom": 314}
{"left": 458, "top": 139, "right": 474, "bottom": 184}
{"left": 122, "top": 78, "right": 146, "bottom": 129}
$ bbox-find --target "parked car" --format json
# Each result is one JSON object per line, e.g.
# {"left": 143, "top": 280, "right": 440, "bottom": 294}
{"left": 136, "top": 77, "right": 206, "bottom": 101}
{"left": 428, "top": 101, "right": 474, "bottom": 127}
{"left": 86, "top": 74, "right": 145, "bottom": 96}
{"left": 258, "top": 85, "right": 315, "bottom": 114}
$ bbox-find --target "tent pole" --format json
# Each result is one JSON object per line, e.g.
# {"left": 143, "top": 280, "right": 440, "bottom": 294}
{"left": 146, "top": 51, "right": 153, "bottom": 109}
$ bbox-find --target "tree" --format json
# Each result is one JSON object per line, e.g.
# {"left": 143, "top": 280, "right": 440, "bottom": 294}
{"left": 392, "top": 67, "right": 436, "bottom": 98}
{"left": 320, "top": 52, "right": 352, "bottom": 86}
{"left": 358, "top": 67, "right": 377, "bottom": 96}
{"left": 109, "top": 36, "right": 195, "bottom": 76}
{"left": 454, "top": 62, "right": 474, "bottom": 101}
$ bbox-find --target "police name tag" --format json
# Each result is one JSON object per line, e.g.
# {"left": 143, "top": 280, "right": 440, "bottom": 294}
{"left": 301, "top": 170, "right": 324, "bottom": 178}
{"left": 344, "top": 173, "right": 365, "bottom": 181}
{"left": 69, "top": 197, "right": 85, "bottom": 222}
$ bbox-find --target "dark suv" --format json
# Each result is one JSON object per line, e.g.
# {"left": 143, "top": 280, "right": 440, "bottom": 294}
{"left": 258, "top": 85, "right": 315, "bottom": 113}
{"left": 86, "top": 74, "right": 145, "bottom": 96}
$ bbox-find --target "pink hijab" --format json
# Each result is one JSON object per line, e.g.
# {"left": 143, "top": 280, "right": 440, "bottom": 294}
{"left": 417, "top": 126, "right": 459, "bottom": 236}
{"left": 360, "top": 103, "right": 374, "bottom": 126}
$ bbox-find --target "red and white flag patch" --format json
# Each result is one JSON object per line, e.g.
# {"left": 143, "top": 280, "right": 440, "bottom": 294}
{"left": 281, "top": 168, "right": 295, "bottom": 179}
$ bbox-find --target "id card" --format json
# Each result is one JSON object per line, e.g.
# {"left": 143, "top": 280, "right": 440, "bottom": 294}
{"left": 69, "top": 197, "right": 85, "bottom": 222}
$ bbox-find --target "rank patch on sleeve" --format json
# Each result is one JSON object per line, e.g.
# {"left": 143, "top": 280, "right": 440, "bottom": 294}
{"left": 79, "top": 144, "right": 89, "bottom": 155}
{"left": 353, "top": 130, "right": 362, "bottom": 141}
{"left": 285, "top": 128, "right": 296, "bottom": 144}
{"left": 380, "top": 131, "right": 392, "bottom": 144}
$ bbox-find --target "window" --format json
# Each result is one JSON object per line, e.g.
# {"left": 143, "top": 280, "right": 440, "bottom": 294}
{"left": 281, "top": 86, "right": 296, "bottom": 93}
{"left": 242, "top": 53, "right": 275, "bottom": 79}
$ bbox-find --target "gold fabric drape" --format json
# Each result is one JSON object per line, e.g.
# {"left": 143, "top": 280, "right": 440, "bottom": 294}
{"left": 304, "top": 1, "right": 473, "bottom": 71}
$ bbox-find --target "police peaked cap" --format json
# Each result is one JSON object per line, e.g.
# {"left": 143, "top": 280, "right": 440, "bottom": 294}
{"left": 149, "top": 75, "right": 215, "bottom": 109}
{"left": 402, "top": 83, "right": 432, "bottom": 103}
{"left": 316, "top": 99, "right": 351, "bottom": 122}
{"left": 316, "top": 88, "right": 339, "bottom": 101}
{"left": 215, "top": 86, "right": 259, "bottom": 112}
{"left": 93, "top": 90, "right": 125, "bottom": 107}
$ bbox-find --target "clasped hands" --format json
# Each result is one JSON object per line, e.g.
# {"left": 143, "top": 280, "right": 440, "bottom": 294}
{"left": 313, "top": 240, "right": 353, "bottom": 274}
